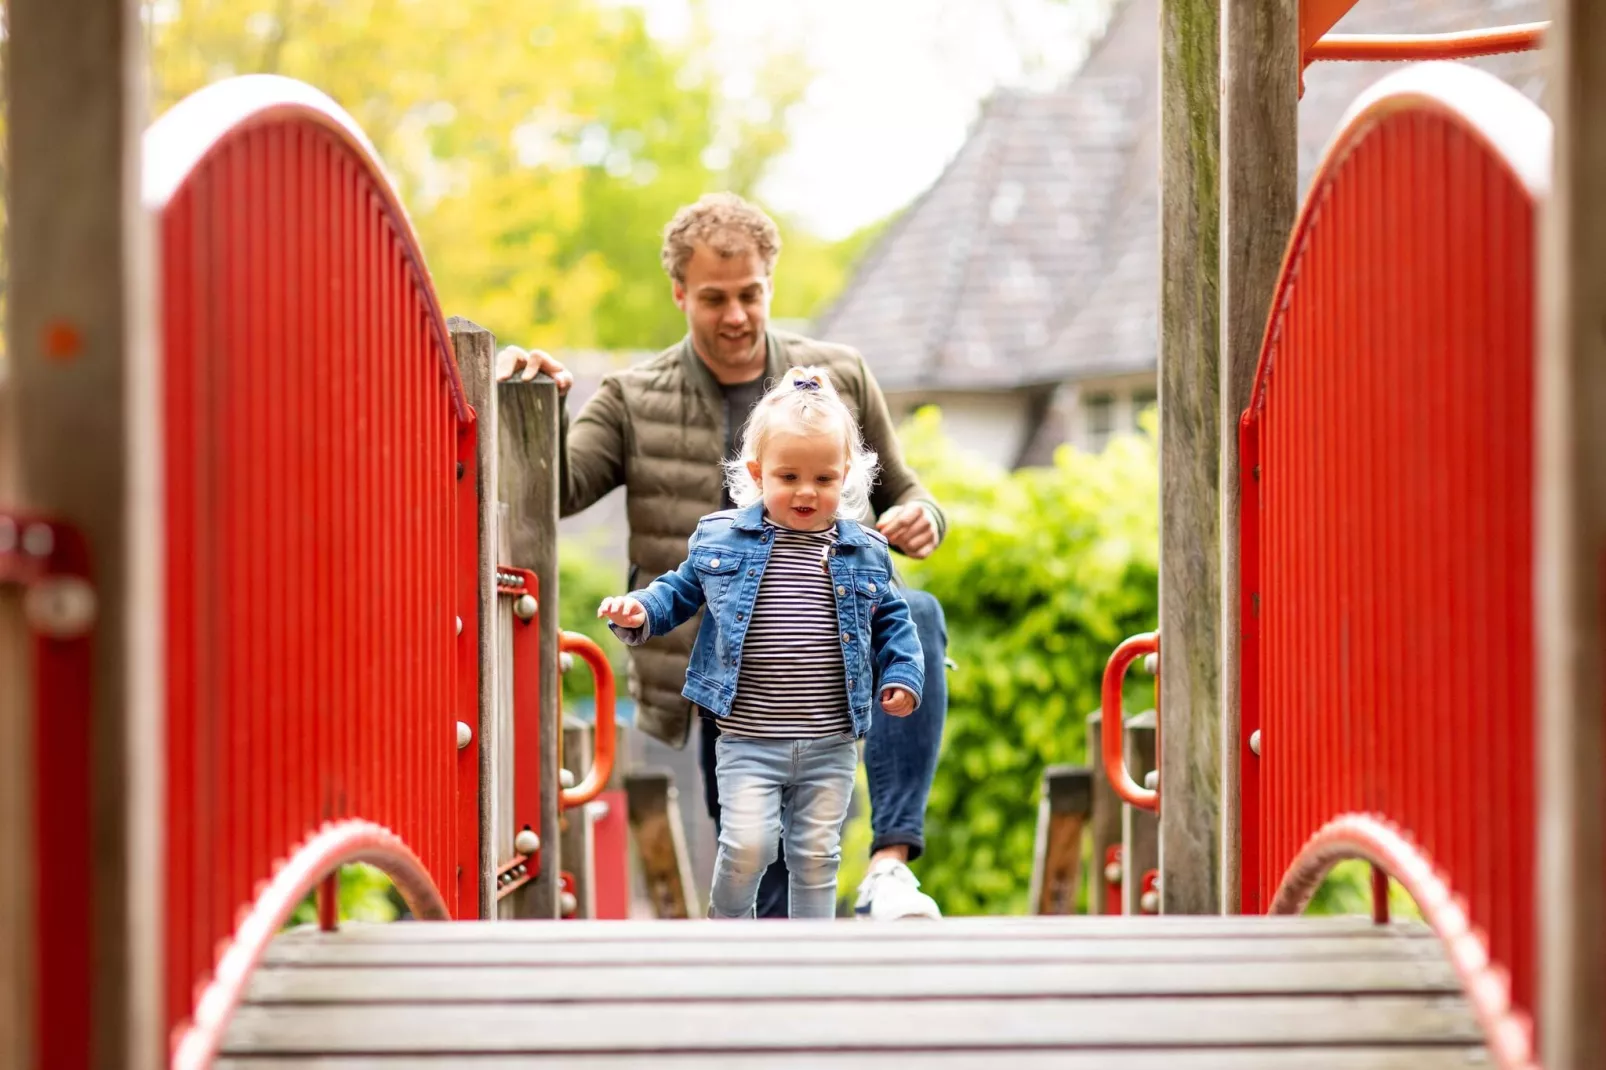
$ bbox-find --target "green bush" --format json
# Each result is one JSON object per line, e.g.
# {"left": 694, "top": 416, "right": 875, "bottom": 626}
{"left": 557, "top": 538, "right": 632, "bottom": 707}
{"left": 887, "top": 408, "right": 1161, "bottom": 916}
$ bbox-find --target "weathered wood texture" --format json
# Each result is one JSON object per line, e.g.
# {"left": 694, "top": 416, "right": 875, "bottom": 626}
{"left": 625, "top": 769, "right": 699, "bottom": 919}
{"left": 447, "top": 319, "right": 500, "bottom": 919}
{"left": 6, "top": 0, "right": 162, "bottom": 1064}
{"left": 0, "top": 591, "right": 33, "bottom": 1067}
{"left": 1085, "top": 709, "right": 1125, "bottom": 911}
{"left": 1029, "top": 765, "right": 1092, "bottom": 914}
{"left": 1539, "top": 4, "right": 1606, "bottom": 1063}
{"left": 497, "top": 376, "right": 562, "bottom": 918}
{"left": 561, "top": 719, "right": 597, "bottom": 918}
{"left": 1122, "top": 711, "right": 1159, "bottom": 915}
{"left": 1158, "top": 0, "right": 1223, "bottom": 915}
{"left": 1218, "top": 0, "right": 1297, "bottom": 914}
{"left": 227, "top": 916, "right": 1482, "bottom": 1062}
{"left": 216, "top": 1053, "right": 1491, "bottom": 1070}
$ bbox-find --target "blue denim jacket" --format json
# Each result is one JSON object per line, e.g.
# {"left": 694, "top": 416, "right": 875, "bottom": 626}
{"left": 609, "top": 502, "right": 925, "bottom": 737}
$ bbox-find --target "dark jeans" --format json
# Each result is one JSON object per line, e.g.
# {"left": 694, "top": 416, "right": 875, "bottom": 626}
{"left": 699, "top": 588, "right": 948, "bottom": 918}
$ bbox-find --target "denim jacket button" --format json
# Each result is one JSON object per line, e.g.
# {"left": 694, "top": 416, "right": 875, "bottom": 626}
{"left": 748, "top": 569, "right": 756, "bottom": 577}
{"left": 869, "top": 582, "right": 878, "bottom": 592}
{"left": 841, "top": 632, "right": 851, "bottom": 643}
{"left": 709, "top": 557, "right": 721, "bottom": 568}
{"left": 836, "top": 585, "right": 846, "bottom": 596}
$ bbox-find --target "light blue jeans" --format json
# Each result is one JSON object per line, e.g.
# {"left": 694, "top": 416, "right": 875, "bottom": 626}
{"left": 710, "top": 733, "right": 858, "bottom": 919}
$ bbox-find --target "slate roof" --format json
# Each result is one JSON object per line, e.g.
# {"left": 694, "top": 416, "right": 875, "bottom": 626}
{"left": 815, "top": 0, "right": 1547, "bottom": 403}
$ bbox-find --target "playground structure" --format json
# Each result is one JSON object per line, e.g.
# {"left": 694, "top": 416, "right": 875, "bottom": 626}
{"left": 2, "top": 1, "right": 1603, "bottom": 1067}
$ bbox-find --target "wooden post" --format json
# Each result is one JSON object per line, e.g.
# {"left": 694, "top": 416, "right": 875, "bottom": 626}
{"left": 5, "top": 0, "right": 161, "bottom": 1063}
{"left": 625, "top": 769, "right": 700, "bottom": 919}
{"left": 1028, "top": 766, "right": 1093, "bottom": 915}
{"left": 1122, "top": 710, "right": 1160, "bottom": 915}
{"left": 498, "top": 375, "right": 563, "bottom": 918}
{"left": 1538, "top": 3, "right": 1606, "bottom": 1061}
{"left": 1085, "top": 709, "right": 1124, "bottom": 912}
{"left": 1218, "top": 0, "right": 1298, "bottom": 914}
{"left": 1158, "top": 0, "right": 1224, "bottom": 915}
{"left": 561, "top": 718, "right": 597, "bottom": 918}
{"left": 447, "top": 318, "right": 500, "bottom": 920}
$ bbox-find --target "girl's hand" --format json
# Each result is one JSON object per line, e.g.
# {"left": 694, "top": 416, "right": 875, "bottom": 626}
{"left": 880, "top": 686, "right": 916, "bottom": 717}
{"left": 597, "top": 596, "right": 647, "bottom": 629}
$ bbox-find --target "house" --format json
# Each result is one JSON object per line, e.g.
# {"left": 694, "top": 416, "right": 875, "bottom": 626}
{"left": 812, "top": 0, "right": 1547, "bottom": 467}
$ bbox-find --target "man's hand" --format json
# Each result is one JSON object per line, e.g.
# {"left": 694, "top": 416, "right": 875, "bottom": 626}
{"left": 876, "top": 503, "right": 939, "bottom": 559}
{"left": 597, "top": 596, "right": 647, "bottom": 630}
{"left": 880, "top": 686, "right": 916, "bottom": 717}
{"left": 496, "top": 345, "right": 574, "bottom": 395}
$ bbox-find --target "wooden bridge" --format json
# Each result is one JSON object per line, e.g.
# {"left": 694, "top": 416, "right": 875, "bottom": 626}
{"left": 3, "top": 2, "right": 1603, "bottom": 1069}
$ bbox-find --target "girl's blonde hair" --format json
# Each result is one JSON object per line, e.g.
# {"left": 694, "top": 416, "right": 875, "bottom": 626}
{"left": 722, "top": 366, "right": 879, "bottom": 516}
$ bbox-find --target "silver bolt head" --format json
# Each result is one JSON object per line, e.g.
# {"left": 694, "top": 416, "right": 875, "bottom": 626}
{"left": 560, "top": 890, "right": 578, "bottom": 916}
{"left": 456, "top": 721, "right": 472, "bottom": 749}
{"left": 1250, "top": 729, "right": 1262, "bottom": 757}
{"left": 22, "top": 523, "right": 54, "bottom": 557}
{"left": 559, "top": 652, "right": 575, "bottom": 674}
{"left": 1103, "top": 861, "right": 1122, "bottom": 885}
{"left": 560, "top": 768, "right": 576, "bottom": 790}
{"left": 513, "top": 593, "right": 538, "bottom": 621}
{"left": 1142, "top": 652, "right": 1158, "bottom": 676}
{"left": 1144, "top": 769, "right": 1158, "bottom": 791}
{"left": 23, "top": 576, "right": 97, "bottom": 639}
{"left": 455, "top": 615, "right": 463, "bottom": 636}
{"left": 514, "top": 829, "right": 540, "bottom": 856}
{"left": 1140, "top": 889, "right": 1160, "bottom": 914}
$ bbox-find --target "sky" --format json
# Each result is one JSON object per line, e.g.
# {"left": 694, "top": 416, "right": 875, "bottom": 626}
{"left": 631, "top": 0, "right": 1114, "bottom": 240}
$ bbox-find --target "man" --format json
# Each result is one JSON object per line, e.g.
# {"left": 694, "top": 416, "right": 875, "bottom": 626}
{"left": 497, "top": 192, "right": 947, "bottom": 920}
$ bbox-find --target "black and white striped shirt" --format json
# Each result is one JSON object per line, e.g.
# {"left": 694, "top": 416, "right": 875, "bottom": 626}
{"left": 721, "top": 522, "right": 853, "bottom": 739}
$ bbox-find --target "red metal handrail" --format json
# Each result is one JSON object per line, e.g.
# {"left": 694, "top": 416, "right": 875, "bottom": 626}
{"left": 1270, "top": 814, "right": 1536, "bottom": 1070}
{"left": 560, "top": 631, "right": 617, "bottom": 809}
{"left": 1308, "top": 23, "right": 1546, "bottom": 64}
{"left": 171, "top": 819, "right": 450, "bottom": 1070}
{"left": 1100, "top": 632, "right": 1159, "bottom": 813}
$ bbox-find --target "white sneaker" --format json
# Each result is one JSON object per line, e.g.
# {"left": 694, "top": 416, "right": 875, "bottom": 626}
{"left": 853, "top": 858, "right": 942, "bottom": 920}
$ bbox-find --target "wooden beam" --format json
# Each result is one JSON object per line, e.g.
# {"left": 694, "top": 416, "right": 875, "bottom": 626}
{"left": 1085, "top": 710, "right": 1125, "bottom": 913}
{"left": 625, "top": 769, "right": 699, "bottom": 919}
{"left": 1122, "top": 711, "right": 1160, "bottom": 915}
{"left": 447, "top": 319, "right": 500, "bottom": 919}
{"left": 1028, "top": 765, "right": 1093, "bottom": 915}
{"left": 1218, "top": 0, "right": 1298, "bottom": 914}
{"left": 1159, "top": 0, "right": 1223, "bottom": 914}
{"left": 5, "top": 0, "right": 160, "bottom": 1064}
{"left": 498, "top": 376, "right": 563, "bottom": 918}
{"left": 1538, "top": 2, "right": 1606, "bottom": 1061}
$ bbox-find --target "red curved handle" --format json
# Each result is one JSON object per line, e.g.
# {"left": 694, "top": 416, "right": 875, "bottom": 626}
{"left": 559, "top": 631, "right": 616, "bottom": 809}
{"left": 1101, "top": 631, "right": 1159, "bottom": 813}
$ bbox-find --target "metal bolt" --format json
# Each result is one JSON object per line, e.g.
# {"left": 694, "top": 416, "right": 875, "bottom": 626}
{"left": 1250, "top": 729, "right": 1262, "bottom": 757}
{"left": 0, "top": 517, "right": 16, "bottom": 553}
{"left": 560, "top": 890, "right": 578, "bottom": 916}
{"left": 513, "top": 594, "right": 537, "bottom": 621}
{"left": 455, "top": 615, "right": 463, "bottom": 636}
{"left": 1142, "top": 652, "right": 1158, "bottom": 676}
{"left": 1104, "top": 861, "right": 1122, "bottom": 885}
{"left": 514, "top": 829, "right": 540, "bottom": 855}
{"left": 23, "top": 576, "right": 97, "bottom": 639}
{"left": 456, "top": 461, "right": 465, "bottom": 480}
{"left": 1144, "top": 769, "right": 1158, "bottom": 791}
{"left": 22, "top": 524, "right": 54, "bottom": 557}
{"left": 1140, "top": 888, "right": 1160, "bottom": 914}
{"left": 559, "top": 652, "right": 574, "bottom": 674}
{"left": 560, "top": 768, "right": 576, "bottom": 789}
{"left": 456, "top": 721, "right": 472, "bottom": 749}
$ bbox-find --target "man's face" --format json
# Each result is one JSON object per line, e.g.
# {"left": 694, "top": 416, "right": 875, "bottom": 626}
{"left": 673, "top": 241, "right": 771, "bottom": 383}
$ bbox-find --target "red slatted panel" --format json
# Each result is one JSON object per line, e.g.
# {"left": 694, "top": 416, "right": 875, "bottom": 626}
{"left": 148, "top": 85, "right": 478, "bottom": 1041}
{"left": 1241, "top": 68, "right": 1543, "bottom": 1016}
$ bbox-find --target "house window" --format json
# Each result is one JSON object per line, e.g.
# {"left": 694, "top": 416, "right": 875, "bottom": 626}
{"left": 1084, "top": 392, "right": 1116, "bottom": 452}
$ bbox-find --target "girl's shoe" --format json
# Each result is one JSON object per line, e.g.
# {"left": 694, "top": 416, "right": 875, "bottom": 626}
{"left": 853, "top": 858, "right": 941, "bottom": 920}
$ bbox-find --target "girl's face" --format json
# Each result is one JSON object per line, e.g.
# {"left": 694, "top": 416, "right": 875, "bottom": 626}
{"left": 746, "top": 429, "right": 848, "bottom": 531}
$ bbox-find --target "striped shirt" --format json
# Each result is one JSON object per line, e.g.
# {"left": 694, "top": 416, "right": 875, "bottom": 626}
{"left": 721, "top": 521, "right": 853, "bottom": 739}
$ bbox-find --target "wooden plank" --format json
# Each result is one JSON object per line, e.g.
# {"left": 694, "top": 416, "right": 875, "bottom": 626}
{"left": 625, "top": 769, "right": 700, "bottom": 919}
{"left": 0, "top": 590, "right": 33, "bottom": 1067}
{"left": 260, "top": 934, "right": 1451, "bottom": 969}
{"left": 1029, "top": 765, "right": 1092, "bottom": 914}
{"left": 221, "top": 995, "right": 1481, "bottom": 1054}
{"left": 1158, "top": 0, "right": 1224, "bottom": 915}
{"left": 1085, "top": 710, "right": 1124, "bottom": 912}
{"left": 244, "top": 957, "right": 1460, "bottom": 1003}
{"left": 7, "top": 0, "right": 162, "bottom": 1063}
{"left": 497, "top": 375, "right": 563, "bottom": 918}
{"left": 1538, "top": 3, "right": 1606, "bottom": 1065}
{"left": 448, "top": 318, "right": 500, "bottom": 919}
{"left": 215, "top": 1051, "right": 1493, "bottom": 1070}
{"left": 292, "top": 915, "right": 1436, "bottom": 942}
{"left": 562, "top": 719, "right": 597, "bottom": 917}
{"left": 1218, "top": 0, "right": 1298, "bottom": 914}
{"left": 1122, "top": 712, "right": 1159, "bottom": 914}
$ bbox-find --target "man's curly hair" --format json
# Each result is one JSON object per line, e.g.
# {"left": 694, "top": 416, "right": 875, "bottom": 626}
{"left": 660, "top": 192, "right": 782, "bottom": 284}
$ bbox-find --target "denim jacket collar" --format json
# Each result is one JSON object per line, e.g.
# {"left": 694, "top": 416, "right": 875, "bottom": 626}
{"left": 729, "top": 501, "right": 876, "bottom": 548}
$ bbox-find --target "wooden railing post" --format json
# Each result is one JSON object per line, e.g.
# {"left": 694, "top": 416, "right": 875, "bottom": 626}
{"left": 1085, "top": 708, "right": 1125, "bottom": 914}
{"left": 1123, "top": 710, "right": 1160, "bottom": 915}
{"left": 625, "top": 769, "right": 700, "bottom": 919}
{"left": 561, "top": 717, "right": 596, "bottom": 918}
{"left": 5, "top": 0, "right": 162, "bottom": 1063}
{"left": 1539, "top": 3, "right": 1606, "bottom": 1060}
{"left": 1028, "top": 765, "right": 1093, "bottom": 915}
{"left": 498, "top": 373, "right": 563, "bottom": 919}
{"left": 447, "top": 318, "right": 499, "bottom": 918}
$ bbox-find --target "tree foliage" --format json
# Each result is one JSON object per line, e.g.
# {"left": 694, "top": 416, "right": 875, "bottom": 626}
{"left": 888, "top": 408, "right": 1161, "bottom": 915}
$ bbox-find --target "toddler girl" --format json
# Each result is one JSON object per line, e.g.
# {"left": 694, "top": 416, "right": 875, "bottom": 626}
{"left": 599, "top": 366, "right": 925, "bottom": 919}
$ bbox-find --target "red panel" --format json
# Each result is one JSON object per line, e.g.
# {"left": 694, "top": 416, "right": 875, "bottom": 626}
{"left": 147, "top": 82, "right": 477, "bottom": 1042}
{"left": 591, "top": 789, "right": 632, "bottom": 920}
{"left": 1241, "top": 67, "right": 1543, "bottom": 1016}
